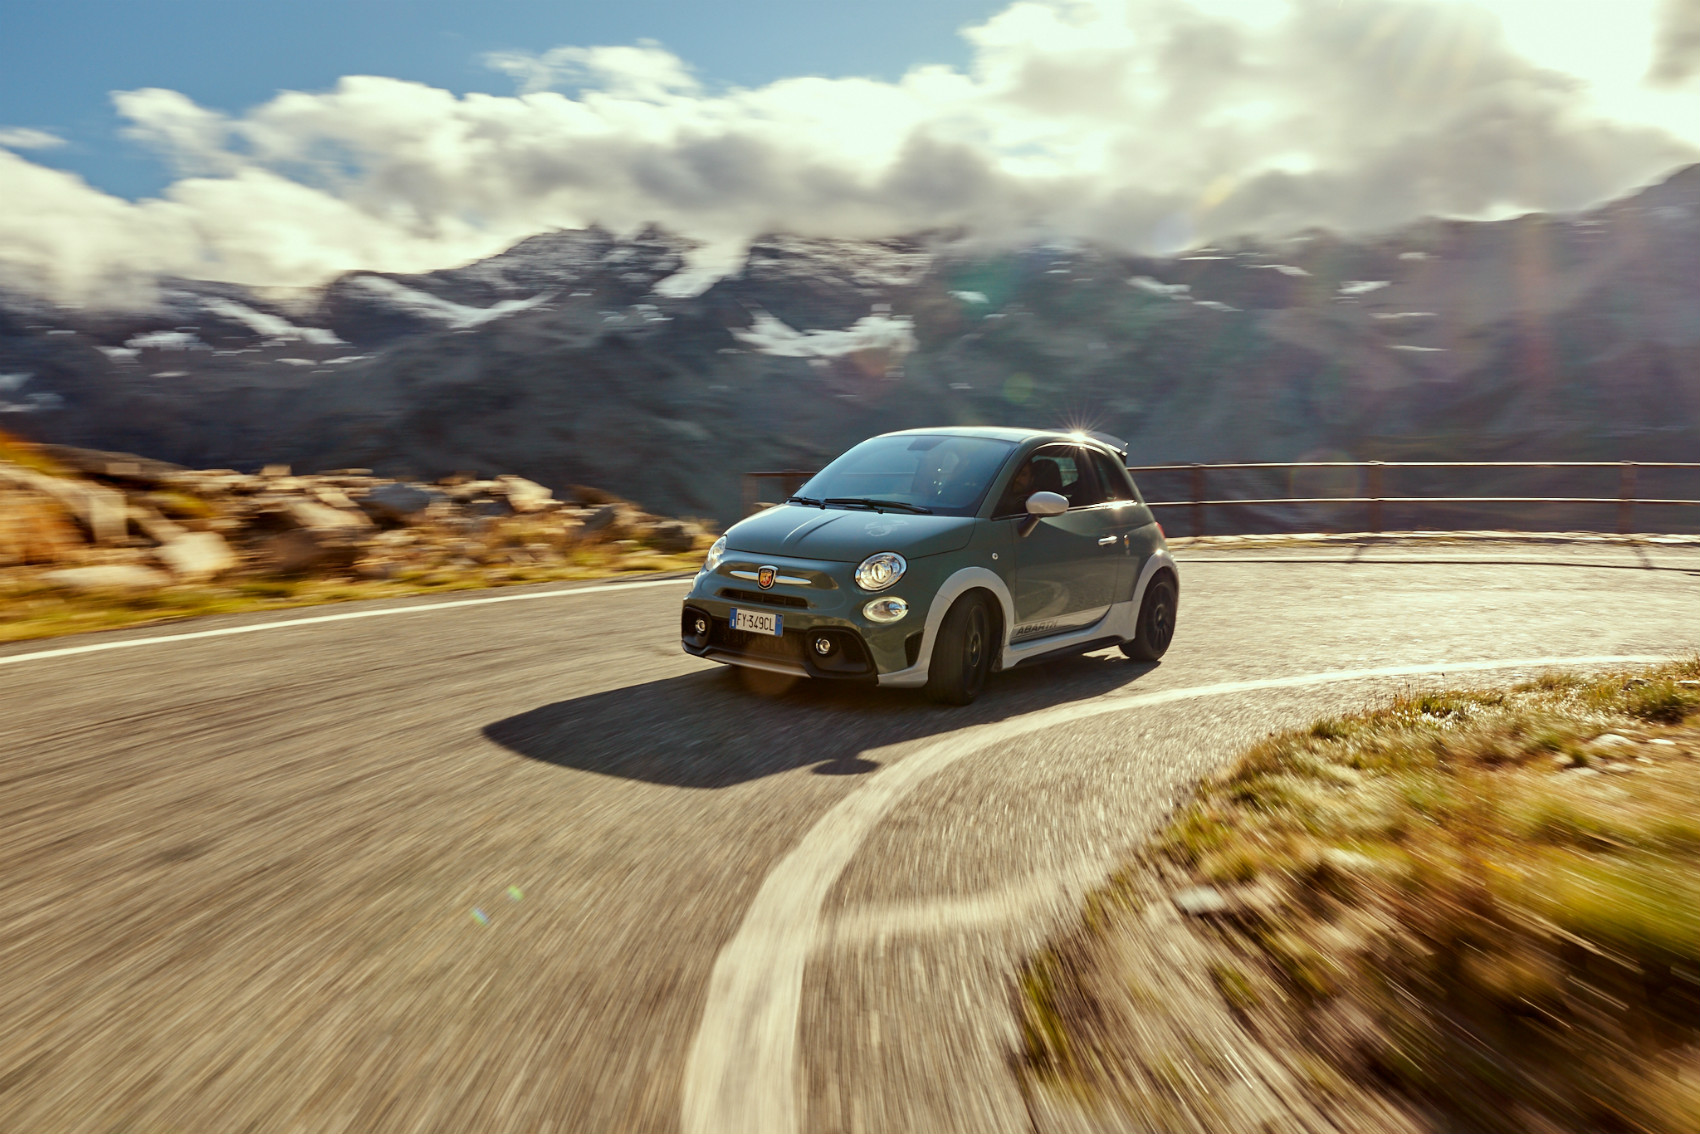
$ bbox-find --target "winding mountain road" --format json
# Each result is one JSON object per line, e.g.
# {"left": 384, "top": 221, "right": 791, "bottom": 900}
{"left": 4, "top": 540, "right": 1699, "bottom": 1134}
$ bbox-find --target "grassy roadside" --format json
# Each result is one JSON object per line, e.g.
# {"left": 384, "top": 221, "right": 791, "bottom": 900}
{"left": 0, "top": 547, "right": 704, "bottom": 645}
{"left": 1019, "top": 661, "right": 1700, "bottom": 1134}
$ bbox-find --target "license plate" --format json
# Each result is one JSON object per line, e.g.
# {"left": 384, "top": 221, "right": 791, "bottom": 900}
{"left": 729, "top": 608, "right": 782, "bottom": 636}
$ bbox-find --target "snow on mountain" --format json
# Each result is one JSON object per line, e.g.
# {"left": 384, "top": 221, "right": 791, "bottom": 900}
{"left": 201, "top": 298, "right": 344, "bottom": 345}
{"left": 124, "top": 331, "right": 203, "bottom": 350}
{"left": 732, "top": 312, "right": 917, "bottom": 359}
{"left": 1129, "top": 276, "right": 1191, "bottom": 297}
{"left": 348, "top": 277, "right": 555, "bottom": 329}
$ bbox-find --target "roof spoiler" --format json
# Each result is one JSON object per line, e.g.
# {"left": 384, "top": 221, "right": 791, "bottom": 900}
{"left": 1085, "top": 430, "right": 1128, "bottom": 458}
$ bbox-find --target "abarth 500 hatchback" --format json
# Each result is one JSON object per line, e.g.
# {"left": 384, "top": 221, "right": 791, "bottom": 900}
{"left": 680, "top": 427, "right": 1179, "bottom": 704}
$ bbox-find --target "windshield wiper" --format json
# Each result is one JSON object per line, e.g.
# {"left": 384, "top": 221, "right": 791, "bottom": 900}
{"left": 787, "top": 495, "right": 825, "bottom": 507}
{"left": 822, "top": 497, "right": 934, "bottom": 514}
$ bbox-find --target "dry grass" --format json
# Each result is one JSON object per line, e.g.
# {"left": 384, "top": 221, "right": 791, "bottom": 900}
{"left": 1019, "top": 660, "right": 1700, "bottom": 1134}
{"left": 0, "top": 544, "right": 706, "bottom": 645}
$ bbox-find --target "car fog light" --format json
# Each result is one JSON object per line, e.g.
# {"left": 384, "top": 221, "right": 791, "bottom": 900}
{"left": 813, "top": 636, "right": 834, "bottom": 656}
{"left": 863, "top": 597, "right": 909, "bottom": 623}
{"left": 694, "top": 616, "right": 709, "bottom": 636}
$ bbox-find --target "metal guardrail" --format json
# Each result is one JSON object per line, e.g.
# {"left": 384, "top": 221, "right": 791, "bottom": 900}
{"left": 1126, "top": 461, "right": 1700, "bottom": 536}
{"left": 742, "top": 470, "right": 818, "bottom": 516}
{"left": 743, "top": 461, "right": 1700, "bottom": 534}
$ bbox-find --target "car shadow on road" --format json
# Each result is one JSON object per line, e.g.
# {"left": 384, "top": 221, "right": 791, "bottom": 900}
{"left": 483, "top": 653, "right": 1161, "bottom": 788}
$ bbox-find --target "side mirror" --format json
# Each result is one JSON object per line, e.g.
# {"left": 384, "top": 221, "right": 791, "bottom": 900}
{"left": 1025, "top": 491, "right": 1068, "bottom": 516}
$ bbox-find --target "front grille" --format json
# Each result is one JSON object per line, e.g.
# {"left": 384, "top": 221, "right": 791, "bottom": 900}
{"left": 719, "top": 587, "right": 809, "bottom": 609}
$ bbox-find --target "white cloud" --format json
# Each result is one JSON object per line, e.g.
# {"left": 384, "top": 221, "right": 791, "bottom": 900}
{"left": 0, "top": 128, "right": 65, "bottom": 150}
{"left": 0, "top": 0, "right": 1695, "bottom": 304}
{"left": 483, "top": 41, "right": 700, "bottom": 99}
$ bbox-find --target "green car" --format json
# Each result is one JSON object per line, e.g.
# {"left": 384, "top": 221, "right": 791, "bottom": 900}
{"left": 680, "top": 427, "right": 1179, "bottom": 704}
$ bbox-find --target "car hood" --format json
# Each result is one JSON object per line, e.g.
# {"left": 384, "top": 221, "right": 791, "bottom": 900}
{"left": 726, "top": 505, "right": 978, "bottom": 563}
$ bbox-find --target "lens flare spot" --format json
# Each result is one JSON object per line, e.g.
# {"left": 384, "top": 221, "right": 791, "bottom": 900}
{"left": 507, "top": 886, "right": 524, "bottom": 902}
{"left": 471, "top": 908, "right": 490, "bottom": 925}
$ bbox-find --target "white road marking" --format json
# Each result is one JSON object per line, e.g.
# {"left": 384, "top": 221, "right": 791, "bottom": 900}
{"left": 820, "top": 868, "right": 1089, "bottom": 950}
{"left": 0, "top": 577, "right": 692, "bottom": 668}
{"left": 679, "top": 652, "right": 1671, "bottom": 1134}
{"left": 1179, "top": 555, "right": 1695, "bottom": 571}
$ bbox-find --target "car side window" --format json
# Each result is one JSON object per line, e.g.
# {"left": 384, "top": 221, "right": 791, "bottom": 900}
{"left": 995, "top": 445, "right": 1087, "bottom": 515}
{"left": 1061, "top": 448, "right": 1106, "bottom": 507}
{"left": 1089, "top": 451, "right": 1134, "bottom": 501}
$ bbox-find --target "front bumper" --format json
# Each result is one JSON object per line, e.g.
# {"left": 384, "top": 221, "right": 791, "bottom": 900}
{"left": 681, "top": 604, "right": 880, "bottom": 680}
{"left": 680, "top": 555, "right": 926, "bottom": 679}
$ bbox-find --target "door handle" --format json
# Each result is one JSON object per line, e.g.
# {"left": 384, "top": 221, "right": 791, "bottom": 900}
{"left": 1098, "top": 535, "right": 1118, "bottom": 545}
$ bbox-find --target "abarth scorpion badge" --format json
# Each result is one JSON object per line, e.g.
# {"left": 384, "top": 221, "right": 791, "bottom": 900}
{"left": 757, "top": 566, "right": 777, "bottom": 589}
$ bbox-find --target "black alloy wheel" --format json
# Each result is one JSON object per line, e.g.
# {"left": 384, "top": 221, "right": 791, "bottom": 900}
{"left": 1121, "top": 575, "right": 1177, "bottom": 662}
{"left": 925, "top": 594, "right": 994, "bottom": 705}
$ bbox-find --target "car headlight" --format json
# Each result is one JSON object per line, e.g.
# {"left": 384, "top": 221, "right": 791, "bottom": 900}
{"left": 855, "top": 551, "right": 906, "bottom": 592}
{"left": 863, "top": 597, "right": 909, "bottom": 623}
{"left": 702, "top": 535, "right": 727, "bottom": 574}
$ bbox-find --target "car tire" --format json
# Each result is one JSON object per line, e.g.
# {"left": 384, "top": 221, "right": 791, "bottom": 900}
{"left": 925, "top": 593, "right": 994, "bottom": 705}
{"left": 1120, "top": 574, "right": 1177, "bottom": 662}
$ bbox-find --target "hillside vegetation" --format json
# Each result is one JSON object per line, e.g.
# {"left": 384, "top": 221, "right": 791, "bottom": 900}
{"left": 1021, "top": 661, "right": 1700, "bottom": 1134}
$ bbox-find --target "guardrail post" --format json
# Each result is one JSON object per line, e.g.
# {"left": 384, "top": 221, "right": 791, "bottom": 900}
{"left": 1367, "top": 462, "right": 1384, "bottom": 533}
{"left": 1190, "top": 464, "right": 1206, "bottom": 537}
{"left": 1618, "top": 462, "right": 1637, "bottom": 534}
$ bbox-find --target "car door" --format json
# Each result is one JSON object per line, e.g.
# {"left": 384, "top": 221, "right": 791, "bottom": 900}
{"left": 1006, "top": 445, "right": 1118, "bottom": 641}
{"left": 1085, "top": 448, "right": 1148, "bottom": 603}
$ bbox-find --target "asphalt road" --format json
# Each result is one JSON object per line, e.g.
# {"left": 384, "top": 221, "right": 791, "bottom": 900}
{"left": 3, "top": 540, "right": 1699, "bottom": 1134}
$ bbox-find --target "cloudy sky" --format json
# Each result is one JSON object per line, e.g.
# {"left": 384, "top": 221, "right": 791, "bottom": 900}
{"left": 3, "top": 0, "right": 1698, "bottom": 303}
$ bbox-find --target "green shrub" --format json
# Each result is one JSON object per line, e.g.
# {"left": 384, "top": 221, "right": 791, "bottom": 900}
{"left": 1625, "top": 678, "right": 1700, "bottom": 723}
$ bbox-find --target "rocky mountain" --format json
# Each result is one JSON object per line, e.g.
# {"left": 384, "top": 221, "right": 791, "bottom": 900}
{"left": 3, "top": 166, "right": 1699, "bottom": 530}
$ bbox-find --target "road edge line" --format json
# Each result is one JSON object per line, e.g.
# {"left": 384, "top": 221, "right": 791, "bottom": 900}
{"left": 0, "top": 577, "right": 692, "bottom": 668}
{"left": 678, "top": 653, "right": 1672, "bottom": 1134}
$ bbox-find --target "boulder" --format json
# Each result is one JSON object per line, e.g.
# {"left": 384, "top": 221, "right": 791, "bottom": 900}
{"left": 583, "top": 503, "right": 642, "bottom": 536}
{"left": 253, "top": 528, "right": 358, "bottom": 575}
{"left": 35, "top": 444, "right": 188, "bottom": 486}
{"left": 1171, "top": 886, "right": 1230, "bottom": 917}
{"left": 359, "top": 482, "right": 439, "bottom": 523}
{"left": 153, "top": 531, "right": 236, "bottom": 582}
{"left": 646, "top": 519, "right": 704, "bottom": 554}
{"left": 43, "top": 564, "right": 171, "bottom": 592}
{"left": 0, "top": 487, "right": 82, "bottom": 565}
{"left": 570, "top": 484, "right": 623, "bottom": 506}
{"left": 311, "top": 486, "right": 360, "bottom": 511}
{"left": 445, "top": 479, "right": 501, "bottom": 503}
{"left": 279, "top": 498, "right": 373, "bottom": 532}
{"left": 497, "top": 475, "right": 556, "bottom": 513}
{"left": 0, "top": 461, "right": 127, "bottom": 543}
{"left": 130, "top": 506, "right": 189, "bottom": 545}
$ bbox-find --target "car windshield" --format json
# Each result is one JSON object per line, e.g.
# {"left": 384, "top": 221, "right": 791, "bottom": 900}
{"left": 795, "top": 435, "right": 1017, "bottom": 517}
